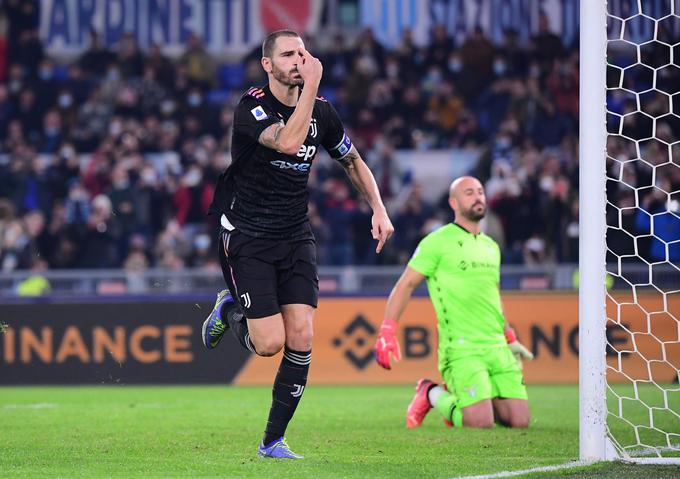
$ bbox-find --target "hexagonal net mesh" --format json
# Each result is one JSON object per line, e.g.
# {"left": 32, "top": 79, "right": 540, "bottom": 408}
{"left": 605, "top": 0, "right": 680, "bottom": 460}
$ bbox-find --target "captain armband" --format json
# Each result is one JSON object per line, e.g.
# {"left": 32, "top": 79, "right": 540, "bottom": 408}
{"left": 328, "top": 133, "right": 353, "bottom": 161}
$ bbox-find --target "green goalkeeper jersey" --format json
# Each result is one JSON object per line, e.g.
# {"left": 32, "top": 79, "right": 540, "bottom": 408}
{"left": 408, "top": 223, "right": 506, "bottom": 364}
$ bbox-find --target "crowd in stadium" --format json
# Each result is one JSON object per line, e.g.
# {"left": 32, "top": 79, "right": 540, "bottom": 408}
{"left": 0, "top": 2, "right": 676, "bottom": 274}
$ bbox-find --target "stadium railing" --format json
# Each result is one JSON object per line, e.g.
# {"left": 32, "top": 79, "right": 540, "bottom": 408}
{"left": 1, "top": 264, "right": 677, "bottom": 298}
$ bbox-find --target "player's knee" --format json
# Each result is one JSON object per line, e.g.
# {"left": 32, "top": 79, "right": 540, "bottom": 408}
{"left": 256, "top": 337, "right": 285, "bottom": 356}
{"left": 509, "top": 414, "right": 530, "bottom": 428}
{"left": 286, "top": 327, "right": 313, "bottom": 351}
{"left": 463, "top": 415, "right": 494, "bottom": 429}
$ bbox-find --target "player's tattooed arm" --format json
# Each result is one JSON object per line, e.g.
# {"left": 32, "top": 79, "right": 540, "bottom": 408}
{"left": 341, "top": 145, "right": 395, "bottom": 253}
{"left": 340, "top": 145, "right": 373, "bottom": 200}
{"left": 258, "top": 122, "right": 285, "bottom": 152}
{"left": 337, "top": 145, "right": 359, "bottom": 170}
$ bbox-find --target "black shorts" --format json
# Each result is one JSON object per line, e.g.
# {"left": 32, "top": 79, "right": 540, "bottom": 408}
{"left": 218, "top": 229, "right": 319, "bottom": 319}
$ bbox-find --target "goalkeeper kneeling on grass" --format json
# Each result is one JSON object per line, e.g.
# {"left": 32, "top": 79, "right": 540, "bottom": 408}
{"left": 375, "top": 176, "right": 533, "bottom": 429}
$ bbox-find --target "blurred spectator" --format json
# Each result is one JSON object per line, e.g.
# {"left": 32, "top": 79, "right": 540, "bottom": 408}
{"left": 179, "top": 32, "right": 216, "bottom": 88}
{"left": 146, "top": 43, "right": 175, "bottom": 90}
{"left": 16, "top": 258, "right": 51, "bottom": 296}
{"left": 322, "top": 33, "right": 351, "bottom": 87}
{"left": 497, "top": 29, "right": 528, "bottom": 76}
{"left": 392, "top": 184, "right": 435, "bottom": 263}
{"left": 14, "top": 28, "right": 42, "bottom": 77}
{"left": 531, "top": 12, "right": 565, "bottom": 65}
{"left": 75, "top": 194, "right": 119, "bottom": 268}
{"left": 16, "top": 88, "right": 42, "bottom": 140}
{"left": 459, "top": 26, "right": 495, "bottom": 98}
{"left": 78, "top": 29, "right": 115, "bottom": 79}
{"left": 117, "top": 33, "right": 144, "bottom": 79}
{"left": 4, "top": 0, "right": 39, "bottom": 56}
{"left": 426, "top": 25, "right": 455, "bottom": 68}
{"left": 318, "top": 178, "right": 360, "bottom": 266}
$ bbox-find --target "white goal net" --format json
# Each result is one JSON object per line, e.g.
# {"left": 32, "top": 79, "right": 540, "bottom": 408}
{"left": 600, "top": 0, "right": 680, "bottom": 462}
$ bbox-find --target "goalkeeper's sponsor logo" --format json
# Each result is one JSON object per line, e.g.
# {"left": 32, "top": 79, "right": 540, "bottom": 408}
{"left": 458, "top": 260, "right": 496, "bottom": 271}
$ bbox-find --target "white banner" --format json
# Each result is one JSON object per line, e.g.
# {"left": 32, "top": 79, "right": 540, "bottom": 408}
{"left": 361, "top": 0, "right": 580, "bottom": 47}
{"left": 40, "top": 0, "right": 324, "bottom": 58}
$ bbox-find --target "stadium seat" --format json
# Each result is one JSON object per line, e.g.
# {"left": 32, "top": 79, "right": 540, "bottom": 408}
{"left": 207, "top": 90, "right": 231, "bottom": 105}
{"left": 218, "top": 63, "right": 245, "bottom": 91}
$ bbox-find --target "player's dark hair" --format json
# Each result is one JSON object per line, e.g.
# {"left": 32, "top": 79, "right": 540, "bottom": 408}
{"left": 262, "top": 30, "right": 300, "bottom": 58}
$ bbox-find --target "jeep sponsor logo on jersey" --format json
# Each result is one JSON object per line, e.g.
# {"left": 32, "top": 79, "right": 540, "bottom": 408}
{"left": 296, "top": 144, "right": 317, "bottom": 162}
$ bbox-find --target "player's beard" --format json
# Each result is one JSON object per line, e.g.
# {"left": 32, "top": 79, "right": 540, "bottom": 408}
{"left": 463, "top": 202, "right": 486, "bottom": 221}
{"left": 271, "top": 61, "right": 303, "bottom": 87}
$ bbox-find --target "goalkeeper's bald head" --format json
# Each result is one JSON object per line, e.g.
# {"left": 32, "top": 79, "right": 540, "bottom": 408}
{"left": 449, "top": 176, "right": 487, "bottom": 222}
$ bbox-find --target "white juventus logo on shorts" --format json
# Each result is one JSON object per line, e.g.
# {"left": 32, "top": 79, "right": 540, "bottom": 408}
{"left": 240, "top": 292, "right": 251, "bottom": 308}
{"left": 291, "top": 384, "right": 305, "bottom": 397}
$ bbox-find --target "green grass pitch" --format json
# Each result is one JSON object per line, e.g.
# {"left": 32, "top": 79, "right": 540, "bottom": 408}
{"left": 1, "top": 385, "right": 678, "bottom": 478}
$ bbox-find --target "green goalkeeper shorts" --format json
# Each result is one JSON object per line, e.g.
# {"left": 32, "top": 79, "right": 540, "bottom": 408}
{"left": 441, "top": 346, "right": 527, "bottom": 409}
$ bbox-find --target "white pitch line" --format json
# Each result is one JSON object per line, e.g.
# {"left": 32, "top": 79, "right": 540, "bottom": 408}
{"left": 3, "top": 403, "right": 57, "bottom": 410}
{"left": 454, "top": 461, "right": 587, "bottom": 479}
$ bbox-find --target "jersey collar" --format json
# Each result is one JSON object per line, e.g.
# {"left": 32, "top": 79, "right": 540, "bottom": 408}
{"left": 452, "top": 222, "right": 480, "bottom": 238}
{"left": 264, "top": 84, "right": 298, "bottom": 113}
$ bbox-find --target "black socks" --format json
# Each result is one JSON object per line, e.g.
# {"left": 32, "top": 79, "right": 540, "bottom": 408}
{"left": 262, "top": 347, "right": 311, "bottom": 446}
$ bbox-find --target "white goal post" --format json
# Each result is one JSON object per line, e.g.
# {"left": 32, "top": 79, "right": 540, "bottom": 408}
{"left": 580, "top": 0, "right": 680, "bottom": 464}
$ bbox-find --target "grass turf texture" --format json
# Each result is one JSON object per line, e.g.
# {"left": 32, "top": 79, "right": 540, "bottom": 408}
{"left": 1, "top": 385, "right": 678, "bottom": 478}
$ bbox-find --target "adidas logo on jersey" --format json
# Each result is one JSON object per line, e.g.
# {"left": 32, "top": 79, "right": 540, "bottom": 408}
{"left": 246, "top": 87, "right": 265, "bottom": 99}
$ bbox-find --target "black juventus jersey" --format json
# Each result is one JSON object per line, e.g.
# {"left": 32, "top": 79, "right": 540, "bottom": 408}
{"left": 209, "top": 85, "right": 353, "bottom": 239}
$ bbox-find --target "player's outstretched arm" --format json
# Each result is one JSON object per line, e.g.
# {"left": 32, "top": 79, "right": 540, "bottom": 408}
{"left": 375, "top": 266, "right": 426, "bottom": 369}
{"left": 258, "top": 48, "right": 322, "bottom": 154}
{"left": 339, "top": 145, "right": 394, "bottom": 253}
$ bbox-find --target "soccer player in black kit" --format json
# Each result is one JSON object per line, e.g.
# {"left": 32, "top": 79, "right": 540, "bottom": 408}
{"left": 202, "top": 30, "right": 394, "bottom": 459}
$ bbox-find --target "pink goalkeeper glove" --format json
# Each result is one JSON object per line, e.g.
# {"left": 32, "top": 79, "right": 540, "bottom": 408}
{"left": 375, "top": 318, "right": 401, "bottom": 370}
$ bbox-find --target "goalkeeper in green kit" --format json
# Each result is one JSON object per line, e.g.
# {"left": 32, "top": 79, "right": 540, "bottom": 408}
{"left": 375, "top": 176, "right": 533, "bottom": 428}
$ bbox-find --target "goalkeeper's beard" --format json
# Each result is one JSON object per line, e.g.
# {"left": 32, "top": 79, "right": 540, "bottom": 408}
{"left": 462, "top": 203, "right": 486, "bottom": 221}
